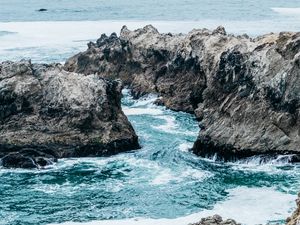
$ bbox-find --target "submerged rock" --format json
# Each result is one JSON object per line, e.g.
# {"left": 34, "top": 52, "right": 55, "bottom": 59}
{"left": 65, "top": 25, "right": 300, "bottom": 160}
{"left": 0, "top": 60, "right": 139, "bottom": 168}
{"left": 189, "top": 215, "right": 240, "bottom": 225}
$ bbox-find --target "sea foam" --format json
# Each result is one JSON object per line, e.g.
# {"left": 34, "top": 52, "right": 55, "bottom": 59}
{"left": 272, "top": 8, "right": 300, "bottom": 16}
{"left": 48, "top": 187, "right": 295, "bottom": 225}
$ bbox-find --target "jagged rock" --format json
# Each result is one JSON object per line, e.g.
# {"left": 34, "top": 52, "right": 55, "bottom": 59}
{"left": 0, "top": 60, "right": 139, "bottom": 168}
{"left": 287, "top": 194, "right": 300, "bottom": 225}
{"left": 64, "top": 25, "right": 300, "bottom": 160}
{"left": 189, "top": 215, "right": 240, "bottom": 225}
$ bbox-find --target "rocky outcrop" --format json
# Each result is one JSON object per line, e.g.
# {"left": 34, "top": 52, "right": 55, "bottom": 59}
{"left": 287, "top": 194, "right": 300, "bottom": 225}
{"left": 65, "top": 25, "right": 300, "bottom": 160}
{"left": 0, "top": 60, "right": 139, "bottom": 168}
{"left": 189, "top": 215, "right": 240, "bottom": 225}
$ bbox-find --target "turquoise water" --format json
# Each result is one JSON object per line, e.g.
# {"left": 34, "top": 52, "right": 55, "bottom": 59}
{"left": 1, "top": 1, "right": 300, "bottom": 224}
{"left": 1, "top": 92, "right": 300, "bottom": 225}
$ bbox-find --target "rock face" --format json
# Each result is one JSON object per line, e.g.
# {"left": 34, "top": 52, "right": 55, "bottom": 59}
{"left": 287, "top": 194, "right": 300, "bottom": 225}
{"left": 65, "top": 25, "right": 300, "bottom": 160}
{"left": 189, "top": 215, "right": 240, "bottom": 225}
{"left": 0, "top": 60, "right": 139, "bottom": 168}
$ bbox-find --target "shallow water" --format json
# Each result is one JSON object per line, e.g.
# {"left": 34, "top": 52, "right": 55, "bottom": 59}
{"left": 0, "top": 91, "right": 300, "bottom": 225}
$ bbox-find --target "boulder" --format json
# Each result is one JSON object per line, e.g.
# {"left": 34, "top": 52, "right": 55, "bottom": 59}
{"left": 0, "top": 60, "right": 139, "bottom": 168}
{"left": 189, "top": 215, "right": 240, "bottom": 225}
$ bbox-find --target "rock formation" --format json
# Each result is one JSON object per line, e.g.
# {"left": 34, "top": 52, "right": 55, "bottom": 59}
{"left": 189, "top": 215, "right": 240, "bottom": 225}
{"left": 287, "top": 194, "right": 300, "bottom": 225}
{"left": 0, "top": 60, "right": 139, "bottom": 168}
{"left": 65, "top": 25, "right": 300, "bottom": 161}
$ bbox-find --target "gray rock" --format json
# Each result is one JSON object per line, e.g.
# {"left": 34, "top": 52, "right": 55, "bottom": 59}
{"left": 189, "top": 215, "right": 241, "bottom": 225}
{"left": 64, "top": 25, "right": 300, "bottom": 160}
{"left": 286, "top": 193, "right": 300, "bottom": 225}
{"left": 0, "top": 60, "right": 139, "bottom": 168}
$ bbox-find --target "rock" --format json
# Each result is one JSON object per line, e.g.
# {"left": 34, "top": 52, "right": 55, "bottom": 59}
{"left": 286, "top": 194, "right": 300, "bottom": 225}
{"left": 0, "top": 149, "right": 56, "bottom": 169}
{"left": 189, "top": 215, "right": 241, "bottom": 225}
{"left": 37, "top": 8, "right": 47, "bottom": 12}
{"left": 0, "top": 60, "right": 139, "bottom": 168}
{"left": 64, "top": 25, "right": 300, "bottom": 159}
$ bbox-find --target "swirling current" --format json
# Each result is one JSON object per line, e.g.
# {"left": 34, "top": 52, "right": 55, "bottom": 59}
{"left": 0, "top": 90, "right": 300, "bottom": 225}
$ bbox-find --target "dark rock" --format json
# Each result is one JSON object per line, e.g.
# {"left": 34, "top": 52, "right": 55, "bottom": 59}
{"left": 189, "top": 215, "right": 240, "bottom": 225}
{"left": 37, "top": 8, "right": 47, "bottom": 12}
{"left": 0, "top": 60, "right": 139, "bottom": 168}
{"left": 64, "top": 25, "right": 300, "bottom": 159}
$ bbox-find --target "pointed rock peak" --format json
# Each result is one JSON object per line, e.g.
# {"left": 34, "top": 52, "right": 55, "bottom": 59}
{"left": 213, "top": 26, "right": 227, "bottom": 35}
{"left": 109, "top": 32, "right": 119, "bottom": 41}
{"left": 120, "top": 25, "right": 131, "bottom": 38}
{"left": 142, "top": 24, "right": 159, "bottom": 34}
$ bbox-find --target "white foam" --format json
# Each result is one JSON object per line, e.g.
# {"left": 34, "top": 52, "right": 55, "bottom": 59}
{"left": 230, "top": 155, "right": 298, "bottom": 173}
{"left": 49, "top": 187, "right": 296, "bottom": 225}
{"left": 1, "top": 20, "right": 300, "bottom": 62}
{"left": 151, "top": 166, "right": 210, "bottom": 185}
{"left": 123, "top": 107, "right": 163, "bottom": 116}
{"left": 152, "top": 115, "right": 178, "bottom": 132}
{"left": 178, "top": 142, "right": 193, "bottom": 152}
{"left": 272, "top": 8, "right": 300, "bottom": 16}
{"left": 151, "top": 168, "right": 175, "bottom": 185}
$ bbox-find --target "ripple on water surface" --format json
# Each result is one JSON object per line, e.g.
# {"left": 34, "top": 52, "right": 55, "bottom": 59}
{"left": 0, "top": 91, "right": 299, "bottom": 225}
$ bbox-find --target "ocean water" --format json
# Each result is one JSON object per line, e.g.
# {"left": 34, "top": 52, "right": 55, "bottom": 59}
{"left": 1, "top": 1, "right": 300, "bottom": 63}
{"left": 0, "top": 91, "right": 300, "bottom": 225}
{"left": 1, "top": 1, "right": 300, "bottom": 225}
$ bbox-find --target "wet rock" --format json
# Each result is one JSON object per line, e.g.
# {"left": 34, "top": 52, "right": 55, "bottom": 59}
{"left": 0, "top": 60, "right": 139, "bottom": 168}
{"left": 287, "top": 194, "right": 300, "bottom": 225}
{"left": 37, "top": 8, "right": 47, "bottom": 12}
{"left": 189, "top": 215, "right": 241, "bottom": 225}
{"left": 64, "top": 25, "right": 300, "bottom": 159}
{"left": 0, "top": 149, "right": 56, "bottom": 169}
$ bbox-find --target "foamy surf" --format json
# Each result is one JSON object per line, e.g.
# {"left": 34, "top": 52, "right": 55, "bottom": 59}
{"left": 272, "top": 8, "right": 300, "bottom": 16}
{"left": 48, "top": 187, "right": 295, "bottom": 225}
{"left": 1, "top": 19, "right": 300, "bottom": 62}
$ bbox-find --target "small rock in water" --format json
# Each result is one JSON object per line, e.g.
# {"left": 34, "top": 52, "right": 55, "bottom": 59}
{"left": 37, "top": 8, "right": 47, "bottom": 12}
{"left": 189, "top": 215, "right": 241, "bottom": 225}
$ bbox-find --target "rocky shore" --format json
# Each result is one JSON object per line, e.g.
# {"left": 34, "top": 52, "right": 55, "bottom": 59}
{"left": 189, "top": 215, "right": 240, "bottom": 225}
{"left": 65, "top": 25, "right": 300, "bottom": 161}
{"left": 0, "top": 60, "right": 139, "bottom": 168}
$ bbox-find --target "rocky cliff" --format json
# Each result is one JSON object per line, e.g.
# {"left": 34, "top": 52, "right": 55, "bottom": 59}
{"left": 65, "top": 25, "right": 300, "bottom": 161}
{"left": 0, "top": 60, "right": 139, "bottom": 168}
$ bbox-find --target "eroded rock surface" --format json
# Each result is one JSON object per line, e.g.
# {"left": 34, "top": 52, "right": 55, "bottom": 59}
{"left": 65, "top": 25, "right": 300, "bottom": 160}
{"left": 189, "top": 215, "right": 240, "bottom": 225}
{"left": 287, "top": 194, "right": 300, "bottom": 225}
{"left": 0, "top": 60, "right": 139, "bottom": 168}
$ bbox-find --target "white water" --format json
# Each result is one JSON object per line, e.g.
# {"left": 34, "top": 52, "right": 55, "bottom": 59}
{"left": 272, "top": 8, "right": 300, "bottom": 16}
{"left": 0, "top": 19, "right": 300, "bottom": 63}
{"left": 49, "top": 187, "right": 295, "bottom": 225}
